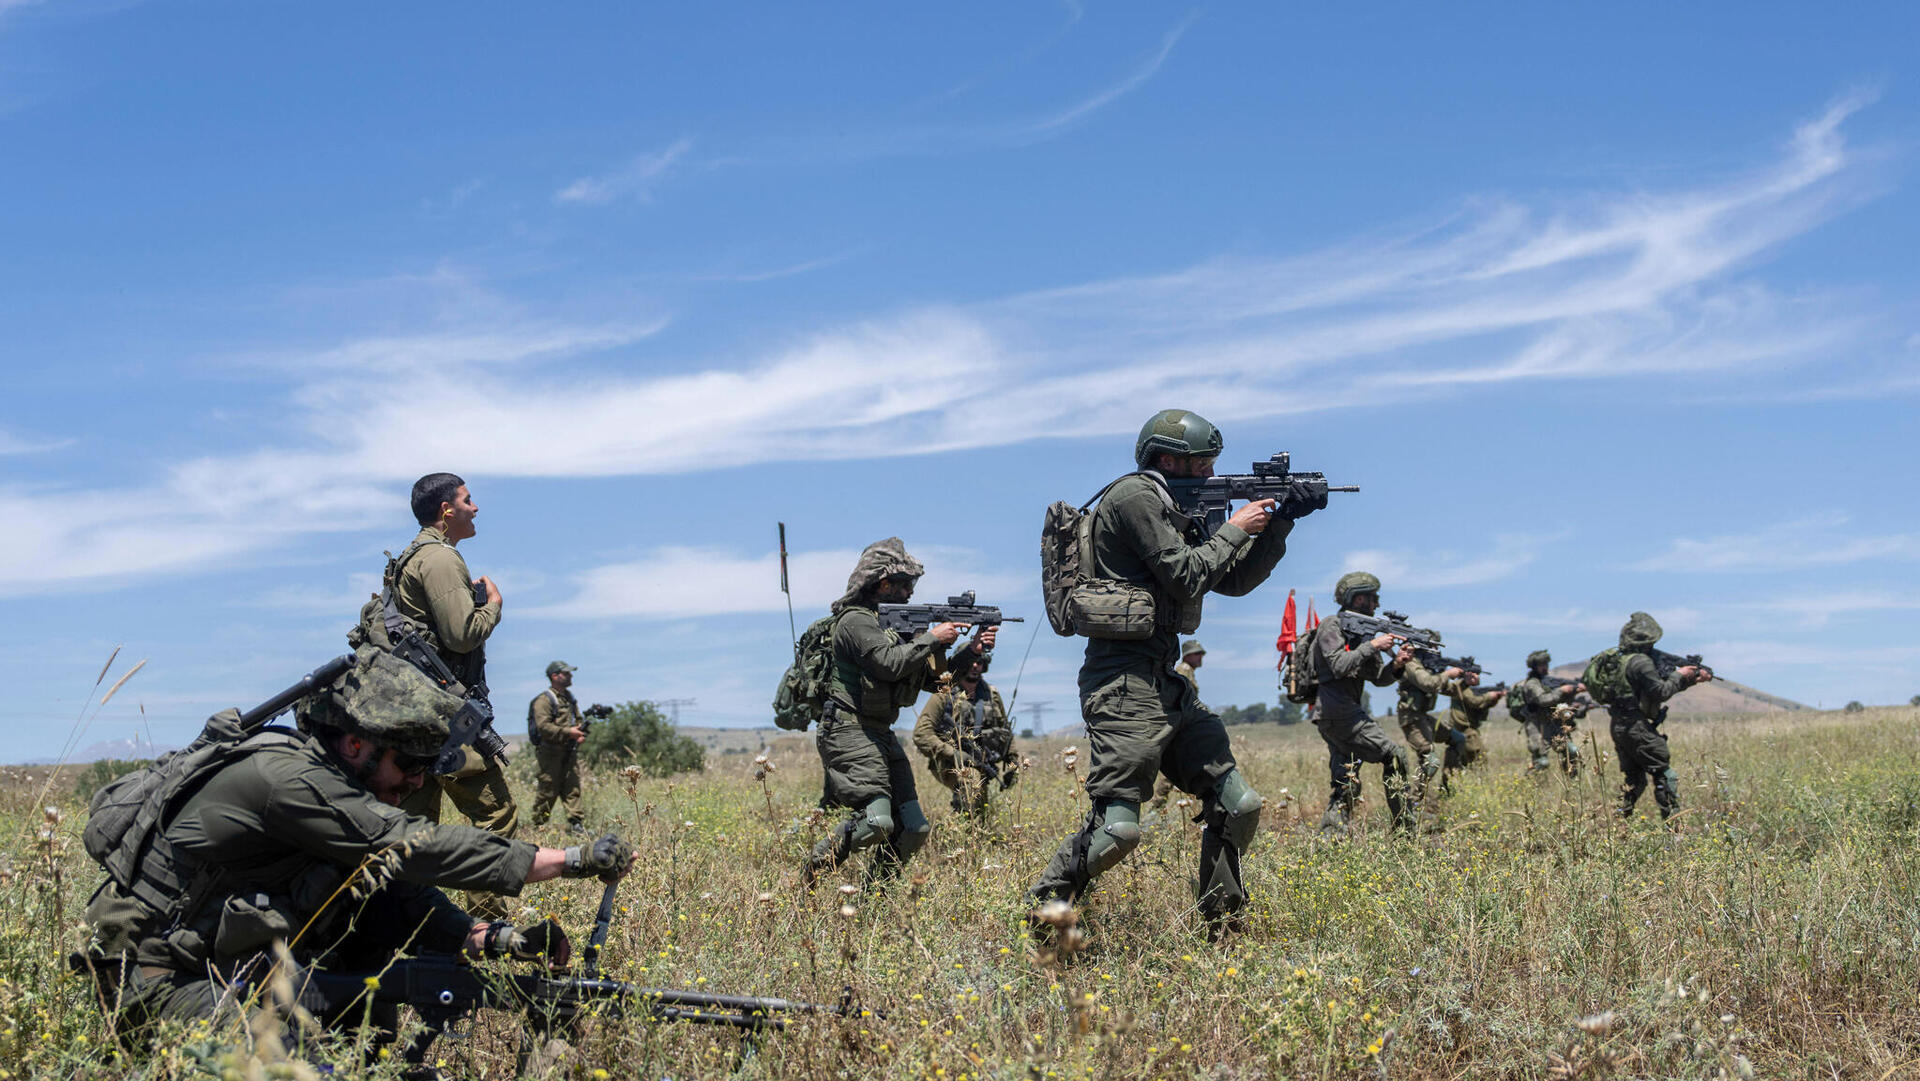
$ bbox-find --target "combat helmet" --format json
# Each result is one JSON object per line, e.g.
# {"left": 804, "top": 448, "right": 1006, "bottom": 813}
{"left": 1619, "top": 611, "right": 1663, "bottom": 651}
{"left": 1526, "top": 649, "right": 1552, "bottom": 669}
{"left": 832, "top": 537, "right": 925, "bottom": 613}
{"left": 1135, "top": 409, "right": 1224, "bottom": 468}
{"left": 1334, "top": 571, "right": 1381, "bottom": 607}
{"left": 297, "top": 647, "right": 464, "bottom": 758}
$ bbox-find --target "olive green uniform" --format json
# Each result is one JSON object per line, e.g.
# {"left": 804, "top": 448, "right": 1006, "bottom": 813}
{"left": 529, "top": 687, "right": 584, "bottom": 828}
{"left": 1029, "top": 473, "right": 1287, "bottom": 926}
{"left": 1151, "top": 660, "right": 1199, "bottom": 806}
{"left": 1439, "top": 681, "right": 1500, "bottom": 781}
{"left": 1610, "top": 651, "right": 1688, "bottom": 818}
{"left": 913, "top": 680, "right": 1015, "bottom": 816}
{"left": 1311, "top": 613, "right": 1411, "bottom": 832}
{"left": 1395, "top": 659, "right": 1449, "bottom": 807}
{"left": 1512, "top": 675, "right": 1581, "bottom": 774}
{"left": 392, "top": 526, "right": 517, "bottom": 919}
{"left": 807, "top": 603, "right": 952, "bottom": 885}
{"left": 84, "top": 730, "right": 534, "bottom": 1037}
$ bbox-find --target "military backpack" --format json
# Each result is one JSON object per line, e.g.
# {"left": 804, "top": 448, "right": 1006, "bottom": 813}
{"left": 1041, "top": 472, "right": 1186, "bottom": 641}
{"left": 772, "top": 613, "right": 844, "bottom": 731}
{"left": 83, "top": 707, "right": 302, "bottom": 929}
{"left": 1582, "top": 648, "right": 1633, "bottom": 707}
{"left": 1280, "top": 623, "right": 1322, "bottom": 705}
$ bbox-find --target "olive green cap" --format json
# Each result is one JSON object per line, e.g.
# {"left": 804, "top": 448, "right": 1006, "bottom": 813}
{"left": 546, "top": 661, "right": 577, "bottom": 677}
{"left": 1134, "top": 409, "right": 1223, "bottom": 468}
{"left": 1335, "top": 571, "right": 1381, "bottom": 607}
{"left": 1619, "top": 611, "right": 1663, "bottom": 650}
{"left": 297, "top": 647, "right": 463, "bottom": 758}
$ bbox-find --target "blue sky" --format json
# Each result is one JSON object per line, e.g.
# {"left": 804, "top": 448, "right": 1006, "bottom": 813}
{"left": 4, "top": 3, "right": 1917, "bottom": 760}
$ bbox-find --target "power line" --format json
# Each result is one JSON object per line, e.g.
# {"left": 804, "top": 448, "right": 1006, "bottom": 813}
{"left": 1022, "top": 699, "right": 1055, "bottom": 735}
{"left": 658, "top": 698, "right": 696, "bottom": 725}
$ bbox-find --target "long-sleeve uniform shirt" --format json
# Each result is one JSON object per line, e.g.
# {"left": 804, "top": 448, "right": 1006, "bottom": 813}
{"left": 394, "top": 527, "right": 502, "bottom": 685}
{"left": 913, "top": 680, "right": 1012, "bottom": 769}
{"left": 1511, "top": 675, "right": 1578, "bottom": 725}
{"left": 87, "top": 730, "right": 536, "bottom": 972}
{"left": 1311, "top": 611, "right": 1403, "bottom": 729}
{"left": 1080, "top": 473, "right": 1290, "bottom": 699}
{"left": 1610, "top": 652, "right": 1689, "bottom": 725}
{"left": 529, "top": 687, "right": 582, "bottom": 746}
{"left": 1396, "top": 660, "right": 1449, "bottom": 724}
{"left": 1443, "top": 682, "right": 1503, "bottom": 730}
{"left": 827, "top": 605, "right": 951, "bottom": 725}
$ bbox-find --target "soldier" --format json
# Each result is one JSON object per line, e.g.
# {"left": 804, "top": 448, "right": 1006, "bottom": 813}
{"left": 1394, "top": 636, "right": 1462, "bottom": 812}
{"left": 805, "top": 538, "right": 994, "bottom": 888}
{"left": 1438, "top": 671, "right": 1505, "bottom": 786}
{"left": 78, "top": 650, "right": 632, "bottom": 1044}
{"left": 1511, "top": 650, "right": 1584, "bottom": 775}
{"left": 1311, "top": 571, "right": 1416, "bottom": 835}
{"left": 383, "top": 472, "right": 519, "bottom": 920}
{"left": 912, "top": 650, "right": 1017, "bottom": 817}
{"left": 1175, "top": 641, "right": 1206, "bottom": 687}
{"left": 528, "top": 660, "right": 587, "bottom": 834}
{"left": 1607, "top": 612, "right": 1711, "bottom": 820}
{"left": 1029, "top": 409, "right": 1310, "bottom": 939}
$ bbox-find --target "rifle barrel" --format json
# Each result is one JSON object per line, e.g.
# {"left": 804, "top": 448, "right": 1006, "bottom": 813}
{"left": 239, "top": 654, "right": 353, "bottom": 727}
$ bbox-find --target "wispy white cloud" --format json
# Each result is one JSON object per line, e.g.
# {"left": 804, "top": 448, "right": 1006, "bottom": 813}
{"left": 1627, "top": 516, "right": 1920, "bottom": 573}
{"left": 524, "top": 542, "right": 1027, "bottom": 622}
{"left": 1339, "top": 534, "right": 1550, "bottom": 590}
{"left": 1009, "top": 10, "right": 1196, "bottom": 139}
{"left": 555, "top": 137, "right": 693, "bottom": 206}
{"left": 0, "top": 427, "right": 70, "bottom": 455}
{"left": 0, "top": 100, "right": 1899, "bottom": 595}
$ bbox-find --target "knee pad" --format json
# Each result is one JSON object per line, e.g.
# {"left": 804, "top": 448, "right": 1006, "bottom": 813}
{"left": 895, "top": 800, "right": 931, "bottom": 858}
{"left": 1084, "top": 800, "right": 1142, "bottom": 877}
{"left": 850, "top": 797, "right": 895, "bottom": 849}
{"left": 1207, "top": 769, "right": 1263, "bottom": 850}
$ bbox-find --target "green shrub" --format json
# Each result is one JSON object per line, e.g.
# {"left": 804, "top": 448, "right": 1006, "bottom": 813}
{"left": 1844, "top": 700, "right": 1866, "bottom": 713}
{"left": 580, "top": 700, "right": 705, "bottom": 777}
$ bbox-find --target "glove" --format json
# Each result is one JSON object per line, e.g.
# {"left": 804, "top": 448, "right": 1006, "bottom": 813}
{"left": 1000, "top": 769, "right": 1019, "bottom": 791}
{"left": 563, "top": 833, "right": 634, "bottom": 882}
{"left": 481, "top": 919, "right": 573, "bottom": 967}
{"left": 1281, "top": 481, "right": 1329, "bottom": 520}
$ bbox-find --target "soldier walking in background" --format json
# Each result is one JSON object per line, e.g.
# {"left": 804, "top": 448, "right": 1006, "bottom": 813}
{"left": 1312, "top": 572, "right": 1416, "bottom": 835}
{"left": 364, "top": 472, "right": 519, "bottom": 920}
{"left": 1511, "top": 650, "right": 1584, "bottom": 775}
{"left": 1439, "top": 671, "right": 1504, "bottom": 787}
{"left": 1029, "top": 410, "right": 1306, "bottom": 939}
{"left": 913, "top": 650, "right": 1017, "bottom": 817}
{"left": 1600, "top": 612, "right": 1712, "bottom": 820}
{"left": 805, "top": 538, "right": 992, "bottom": 888}
{"left": 1395, "top": 638, "right": 1462, "bottom": 813}
{"left": 528, "top": 660, "right": 588, "bottom": 834}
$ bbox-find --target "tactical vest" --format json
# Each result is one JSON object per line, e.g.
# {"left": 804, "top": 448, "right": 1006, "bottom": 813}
{"left": 350, "top": 536, "right": 487, "bottom": 697}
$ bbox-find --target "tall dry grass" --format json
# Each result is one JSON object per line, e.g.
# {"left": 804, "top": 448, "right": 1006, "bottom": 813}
{"left": 4, "top": 705, "right": 1919, "bottom": 1079}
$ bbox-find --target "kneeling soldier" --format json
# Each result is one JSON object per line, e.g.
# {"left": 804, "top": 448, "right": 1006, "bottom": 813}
{"left": 913, "top": 650, "right": 1017, "bottom": 817}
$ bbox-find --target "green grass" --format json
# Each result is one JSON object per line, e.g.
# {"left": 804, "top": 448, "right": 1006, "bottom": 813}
{"left": 5, "top": 707, "right": 1920, "bottom": 1079}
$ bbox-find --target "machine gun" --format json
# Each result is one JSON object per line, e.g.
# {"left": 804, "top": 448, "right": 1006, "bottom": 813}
{"left": 1162, "top": 452, "right": 1359, "bottom": 535}
{"left": 1651, "top": 649, "right": 1714, "bottom": 680}
{"left": 1333, "top": 610, "right": 1443, "bottom": 659}
{"left": 878, "top": 591, "right": 1023, "bottom": 640}
{"left": 303, "top": 880, "right": 871, "bottom": 1072}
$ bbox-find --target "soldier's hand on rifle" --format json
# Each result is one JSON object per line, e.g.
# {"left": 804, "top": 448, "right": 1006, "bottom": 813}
{"left": 1227, "top": 498, "right": 1280, "bottom": 536}
{"left": 472, "top": 918, "right": 573, "bottom": 969}
{"left": 566, "top": 726, "right": 587, "bottom": 743}
{"left": 564, "top": 833, "right": 635, "bottom": 882}
{"left": 1441, "top": 666, "right": 1464, "bottom": 680}
{"left": 1281, "top": 481, "right": 1329, "bottom": 520}
{"left": 1490, "top": 689, "right": 1507, "bottom": 702}
{"left": 1574, "top": 682, "right": 1588, "bottom": 695}
{"left": 927, "top": 622, "right": 965, "bottom": 646}
{"left": 475, "top": 575, "right": 501, "bottom": 606}
{"left": 1679, "top": 665, "right": 1709, "bottom": 683}
{"left": 1392, "top": 644, "right": 1415, "bottom": 669}
{"left": 970, "top": 625, "right": 998, "bottom": 653}
{"left": 1368, "top": 633, "right": 1397, "bottom": 652}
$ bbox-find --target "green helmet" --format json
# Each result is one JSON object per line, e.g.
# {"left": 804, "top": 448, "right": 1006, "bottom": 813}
{"left": 297, "top": 647, "right": 463, "bottom": 758}
{"left": 1334, "top": 571, "right": 1381, "bottom": 607}
{"left": 1619, "top": 611, "right": 1663, "bottom": 651}
{"left": 1526, "top": 649, "right": 1552, "bottom": 668}
{"left": 1134, "top": 409, "right": 1224, "bottom": 468}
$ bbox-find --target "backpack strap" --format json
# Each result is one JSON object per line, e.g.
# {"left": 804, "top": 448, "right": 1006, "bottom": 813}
{"left": 381, "top": 535, "right": 442, "bottom": 638}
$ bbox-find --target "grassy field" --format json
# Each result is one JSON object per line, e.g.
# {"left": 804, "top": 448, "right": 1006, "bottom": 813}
{"left": 5, "top": 706, "right": 1920, "bottom": 1079}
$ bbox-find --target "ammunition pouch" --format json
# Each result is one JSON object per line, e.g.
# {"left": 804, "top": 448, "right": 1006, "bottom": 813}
{"left": 1067, "top": 580, "right": 1159, "bottom": 641}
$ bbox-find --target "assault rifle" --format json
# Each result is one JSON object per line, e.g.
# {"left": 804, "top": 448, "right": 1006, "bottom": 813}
{"left": 239, "top": 654, "right": 354, "bottom": 726}
{"left": 1333, "top": 610, "right": 1443, "bottom": 658}
{"left": 1475, "top": 681, "right": 1508, "bottom": 695}
{"left": 303, "top": 881, "right": 869, "bottom": 1072}
{"left": 878, "top": 591, "right": 1023, "bottom": 639}
{"left": 1541, "top": 675, "right": 1581, "bottom": 691}
{"left": 1411, "top": 650, "right": 1483, "bottom": 676}
{"left": 1163, "top": 452, "right": 1359, "bottom": 534}
{"left": 1651, "top": 649, "right": 1713, "bottom": 680}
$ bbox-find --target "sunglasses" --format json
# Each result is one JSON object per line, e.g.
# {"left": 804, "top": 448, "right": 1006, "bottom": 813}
{"left": 392, "top": 751, "right": 438, "bottom": 777}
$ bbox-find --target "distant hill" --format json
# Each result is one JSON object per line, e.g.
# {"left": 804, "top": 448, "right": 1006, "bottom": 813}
{"left": 1549, "top": 663, "right": 1805, "bottom": 716}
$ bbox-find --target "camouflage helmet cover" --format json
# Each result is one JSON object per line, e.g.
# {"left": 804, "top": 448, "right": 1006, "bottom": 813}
{"left": 1134, "top": 409, "right": 1224, "bottom": 468}
{"left": 1619, "top": 611, "right": 1663, "bottom": 650}
{"left": 833, "top": 537, "right": 925, "bottom": 613}
{"left": 297, "top": 646, "right": 463, "bottom": 758}
{"left": 1335, "top": 571, "right": 1381, "bottom": 607}
{"left": 1526, "top": 649, "right": 1552, "bottom": 668}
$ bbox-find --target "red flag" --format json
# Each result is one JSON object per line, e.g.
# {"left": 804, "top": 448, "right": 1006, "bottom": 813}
{"left": 1275, "top": 589, "right": 1298, "bottom": 669}
{"left": 1305, "top": 596, "right": 1320, "bottom": 633}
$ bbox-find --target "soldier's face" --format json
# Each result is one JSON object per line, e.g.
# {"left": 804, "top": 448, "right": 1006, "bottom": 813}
{"left": 440, "top": 486, "right": 479, "bottom": 541}
{"left": 876, "top": 576, "right": 915, "bottom": 603}
{"left": 1349, "top": 592, "right": 1379, "bottom": 615}
{"left": 552, "top": 671, "right": 572, "bottom": 689}
{"left": 1185, "top": 653, "right": 1204, "bottom": 669}
{"left": 366, "top": 747, "right": 429, "bottom": 805}
{"left": 1156, "top": 453, "right": 1216, "bottom": 479}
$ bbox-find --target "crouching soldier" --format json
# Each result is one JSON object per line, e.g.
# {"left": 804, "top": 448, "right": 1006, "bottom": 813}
{"left": 913, "top": 650, "right": 1017, "bottom": 817}
{"left": 74, "top": 649, "right": 633, "bottom": 1048}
